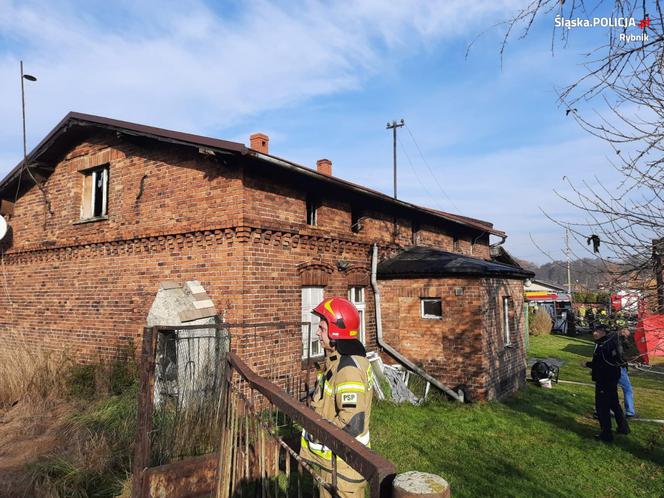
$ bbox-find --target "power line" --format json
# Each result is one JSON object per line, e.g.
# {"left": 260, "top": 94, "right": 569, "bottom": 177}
{"left": 404, "top": 124, "right": 461, "bottom": 212}
{"left": 396, "top": 135, "right": 444, "bottom": 211}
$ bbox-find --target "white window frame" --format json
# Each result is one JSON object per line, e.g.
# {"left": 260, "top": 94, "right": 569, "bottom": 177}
{"left": 503, "top": 297, "right": 512, "bottom": 347}
{"left": 302, "top": 286, "right": 324, "bottom": 359}
{"left": 348, "top": 286, "right": 366, "bottom": 344}
{"left": 81, "top": 165, "right": 108, "bottom": 220}
{"left": 421, "top": 298, "right": 442, "bottom": 320}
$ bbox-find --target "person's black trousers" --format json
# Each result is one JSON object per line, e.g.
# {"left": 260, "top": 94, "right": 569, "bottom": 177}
{"left": 595, "top": 381, "right": 629, "bottom": 439}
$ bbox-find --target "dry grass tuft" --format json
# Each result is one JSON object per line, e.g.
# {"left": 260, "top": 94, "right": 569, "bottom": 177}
{"left": 0, "top": 344, "right": 138, "bottom": 497}
{"left": 0, "top": 347, "right": 73, "bottom": 407}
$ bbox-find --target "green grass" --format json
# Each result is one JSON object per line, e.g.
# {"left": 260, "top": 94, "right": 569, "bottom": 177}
{"left": 28, "top": 362, "right": 138, "bottom": 498}
{"left": 372, "top": 334, "right": 664, "bottom": 498}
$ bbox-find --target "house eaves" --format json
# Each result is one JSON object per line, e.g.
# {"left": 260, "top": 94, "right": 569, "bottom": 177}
{"left": 0, "top": 112, "right": 505, "bottom": 238}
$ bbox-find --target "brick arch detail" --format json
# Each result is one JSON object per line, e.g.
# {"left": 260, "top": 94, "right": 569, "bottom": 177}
{"left": 343, "top": 265, "right": 370, "bottom": 287}
{"left": 297, "top": 261, "right": 335, "bottom": 287}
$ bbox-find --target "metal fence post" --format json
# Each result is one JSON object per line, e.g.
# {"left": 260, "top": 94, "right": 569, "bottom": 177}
{"left": 132, "top": 326, "right": 158, "bottom": 498}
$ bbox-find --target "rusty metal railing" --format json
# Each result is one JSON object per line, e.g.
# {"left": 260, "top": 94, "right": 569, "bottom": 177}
{"left": 215, "top": 352, "right": 396, "bottom": 498}
{"left": 132, "top": 324, "right": 396, "bottom": 498}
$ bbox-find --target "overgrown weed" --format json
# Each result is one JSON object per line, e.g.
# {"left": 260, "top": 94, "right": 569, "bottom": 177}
{"left": 0, "top": 348, "right": 73, "bottom": 406}
{"left": 0, "top": 343, "right": 139, "bottom": 498}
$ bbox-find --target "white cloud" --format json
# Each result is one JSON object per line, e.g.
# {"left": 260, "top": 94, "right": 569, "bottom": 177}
{"left": 0, "top": 0, "right": 525, "bottom": 175}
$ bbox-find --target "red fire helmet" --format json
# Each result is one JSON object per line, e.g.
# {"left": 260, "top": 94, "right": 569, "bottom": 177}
{"left": 312, "top": 297, "right": 360, "bottom": 340}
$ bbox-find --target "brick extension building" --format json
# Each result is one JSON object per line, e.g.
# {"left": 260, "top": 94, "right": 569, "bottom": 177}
{"left": 0, "top": 112, "right": 533, "bottom": 400}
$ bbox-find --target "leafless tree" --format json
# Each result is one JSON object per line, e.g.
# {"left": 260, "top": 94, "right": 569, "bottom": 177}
{"left": 504, "top": 1, "right": 664, "bottom": 310}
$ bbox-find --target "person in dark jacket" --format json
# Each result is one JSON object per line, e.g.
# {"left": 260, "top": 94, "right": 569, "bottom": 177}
{"left": 585, "top": 325, "right": 630, "bottom": 442}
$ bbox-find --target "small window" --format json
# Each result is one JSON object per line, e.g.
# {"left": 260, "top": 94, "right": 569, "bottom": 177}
{"left": 503, "top": 297, "right": 512, "bottom": 346}
{"left": 351, "top": 207, "right": 362, "bottom": 233}
{"left": 453, "top": 237, "right": 461, "bottom": 253}
{"left": 81, "top": 165, "right": 108, "bottom": 219}
{"left": 306, "top": 196, "right": 318, "bottom": 226}
{"left": 348, "top": 286, "right": 366, "bottom": 344}
{"left": 421, "top": 298, "right": 442, "bottom": 319}
{"left": 412, "top": 220, "right": 420, "bottom": 244}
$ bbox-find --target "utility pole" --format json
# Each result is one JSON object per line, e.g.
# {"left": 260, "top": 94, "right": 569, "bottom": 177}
{"left": 386, "top": 119, "right": 404, "bottom": 199}
{"left": 565, "top": 228, "right": 572, "bottom": 295}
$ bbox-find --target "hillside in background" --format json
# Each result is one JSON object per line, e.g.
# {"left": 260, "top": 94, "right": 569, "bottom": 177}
{"left": 515, "top": 258, "right": 615, "bottom": 290}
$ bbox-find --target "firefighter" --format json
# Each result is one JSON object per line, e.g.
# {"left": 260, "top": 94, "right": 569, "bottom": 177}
{"left": 300, "top": 297, "right": 373, "bottom": 498}
{"left": 585, "top": 325, "right": 630, "bottom": 442}
{"left": 614, "top": 311, "right": 627, "bottom": 329}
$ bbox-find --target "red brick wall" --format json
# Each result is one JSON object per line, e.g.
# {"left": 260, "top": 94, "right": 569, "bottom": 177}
{"left": 378, "top": 277, "right": 526, "bottom": 401}
{"left": 242, "top": 168, "right": 492, "bottom": 255}
{"left": 0, "top": 130, "right": 513, "bottom": 400}
{"left": 480, "top": 278, "right": 528, "bottom": 399}
{"left": 8, "top": 134, "right": 244, "bottom": 252}
{"left": 1, "top": 132, "right": 247, "bottom": 362}
{"left": 0, "top": 232, "right": 245, "bottom": 362}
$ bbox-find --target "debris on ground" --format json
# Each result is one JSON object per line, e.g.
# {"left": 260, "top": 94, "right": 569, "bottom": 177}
{"left": 367, "top": 352, "right": 421, "bottom": 405}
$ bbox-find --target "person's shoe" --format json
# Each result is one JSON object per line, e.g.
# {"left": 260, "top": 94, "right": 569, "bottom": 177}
{"left": 594, "top": 433, "right": 613, "bottom": 443}
{"left": 617, "top": 426, "right": 631, "bottom": 435}
{"left": 626, "top": 413, "right": 639, "bottom": 419}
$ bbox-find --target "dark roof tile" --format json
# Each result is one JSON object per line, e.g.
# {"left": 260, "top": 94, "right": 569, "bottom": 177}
{"left": 378, "top": 246, "right": 534, "bottom": 280}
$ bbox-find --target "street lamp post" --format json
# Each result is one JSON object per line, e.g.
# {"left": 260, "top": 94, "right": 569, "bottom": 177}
{"left": 20, "top": 60, "right": 37, "bottom": 165}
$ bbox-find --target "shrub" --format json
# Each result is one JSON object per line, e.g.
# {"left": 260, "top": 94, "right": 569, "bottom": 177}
{"left": 573, "top": 291, "right": 587, "bottom": 303}
{"left": 596, "top": 291, "right": 610, "bottom": 305}
{"left": 530, "top": 308, "right": 553, "bottom": 336}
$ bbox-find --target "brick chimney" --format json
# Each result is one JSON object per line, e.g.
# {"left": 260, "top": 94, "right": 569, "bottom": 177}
{"left": 316, "top": 158, "right": 332, "bottom": 176}
{"left": 250, "top": 133, "right": 269, "bottom": 154}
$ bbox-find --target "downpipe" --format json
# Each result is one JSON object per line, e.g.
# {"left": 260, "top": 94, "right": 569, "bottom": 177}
{"left": 371, "top": 244, "right": 465, "bottom": 402}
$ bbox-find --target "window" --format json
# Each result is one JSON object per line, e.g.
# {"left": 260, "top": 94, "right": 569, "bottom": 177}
{"left": 453, "top": 237, "right": 461, "bottom": 253}
{"left": 306, "top": 196, "right": 318, "bottom": 226}
{"left": 351, "top": 207, "right": 362, "bottom": 233}
{"left": 421, "top": 298, "right": 442, "bottom": 319}
{"left": 348, "top": 286, "right": 366, "bottom": 344}
{"left": 503, "top": 297, "right": 512, "bottom": 346}
{"left": 302, "top": 286, "right": 324, "bottom": 359}
{"left": 81, "top": 165, "right": 108, "bottom": 219}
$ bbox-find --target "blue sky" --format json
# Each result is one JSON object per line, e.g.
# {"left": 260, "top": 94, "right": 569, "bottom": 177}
{"left": 0, "top": 0, "right": 640, "bottom": 263}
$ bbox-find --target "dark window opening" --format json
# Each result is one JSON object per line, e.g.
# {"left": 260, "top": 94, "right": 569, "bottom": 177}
{"left": 351, "top": 207, "right": 362, "bottom": 232}
{"left": 81, "top": 165, "right": 108, "bottom": 219}
{"left": 421, "top": 298, "right": 443, "bottom": 319}
{"left": 412, "top": 220, "right": 420, "bottom": 244}
{"left": 453, "top": 237, "right": 461, "bottom": 252}
{"left": 306, "top": 196, "right": 318, "bottom": 226}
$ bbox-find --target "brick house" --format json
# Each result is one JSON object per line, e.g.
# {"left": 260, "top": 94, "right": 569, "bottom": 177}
{"left": 0, "top": 112, "right": 533, "bottom": 401}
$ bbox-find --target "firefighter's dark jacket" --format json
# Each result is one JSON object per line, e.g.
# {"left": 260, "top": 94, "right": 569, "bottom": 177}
{"left": 586, "top": 334, "right": 624, "bottom": 384}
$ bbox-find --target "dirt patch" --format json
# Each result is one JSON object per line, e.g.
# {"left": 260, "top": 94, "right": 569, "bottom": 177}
{"left": 0, "top": 399, "right": 75, "bottom": 496}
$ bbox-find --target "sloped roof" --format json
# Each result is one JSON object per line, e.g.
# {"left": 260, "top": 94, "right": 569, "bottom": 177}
{"left": 0, "top": 112, "right": 505, "bottom": 237}
{"left": 528, "top": 279, "right": 567, "bottom": 292}
{"left": 378, "top": 246, "right": 534, "bottom": 280}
